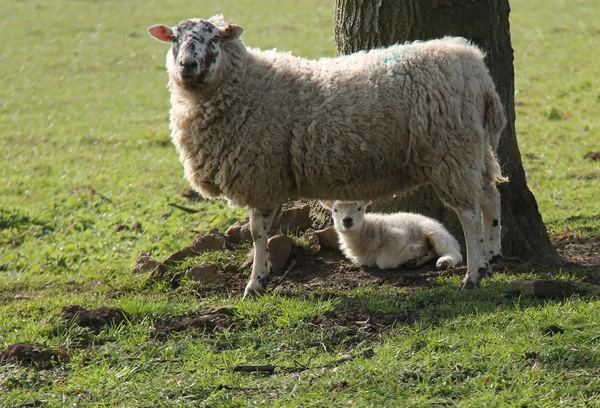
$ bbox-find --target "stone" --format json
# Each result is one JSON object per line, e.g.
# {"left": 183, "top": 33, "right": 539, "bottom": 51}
{"left": 268, "top": 235, "right": 294, "bottom": 272}
{"left": 191, "top": 232, "right": 227, "bottom": 252}
{"left": 272, "top": 203, "right": 313, "bottom": 235}
{"left": 225, "top": 219, "right": 252, "bottom": 244}
{"left": 186, "top": 264, "right": 230, "bottom": 284}
{"left": 509, "top": 279, "right": 576, "bottom": 298}
{"left": 315, "top": 227, "right": 339, "bottom": 250}
{"left": 131, "top": 251, "right": 160, "bottom": 273}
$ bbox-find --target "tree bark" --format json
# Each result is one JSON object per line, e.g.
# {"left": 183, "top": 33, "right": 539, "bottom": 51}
{"left": 332, "top": 0, "right": 562, "bottom": 264}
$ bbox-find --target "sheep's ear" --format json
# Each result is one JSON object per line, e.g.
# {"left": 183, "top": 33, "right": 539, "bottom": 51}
{"left": 364, "top": 200, "right": 373, "bottom": 207}
{"left": 320, "top": 201, "right": 333, "bottom": 209}
{"left": 219, "top": 24, "right": 244, "bottom": 43}
{"left": 148, "top": 24, "right": 174, "bottom": 42}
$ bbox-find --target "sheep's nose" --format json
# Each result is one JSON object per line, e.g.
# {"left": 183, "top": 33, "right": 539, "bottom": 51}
{"left": 179, "top": 59, "right": 198, "bottom": 71}
{"left": 342, "top": 217, "right": 353, "bottom": 228}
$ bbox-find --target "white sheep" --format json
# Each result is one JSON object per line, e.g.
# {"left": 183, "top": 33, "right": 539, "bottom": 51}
{"left": 321, "top": 200, "right": 463, "bottom": 270}
{"left": 147, "top": 14, "right": 507, "bottom": 297}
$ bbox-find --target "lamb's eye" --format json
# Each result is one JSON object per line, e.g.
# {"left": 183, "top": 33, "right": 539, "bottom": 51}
{"left": 333, "top": 209, "right": 338, "bottom": 213}
{"left": 358, "top": 207, "right": 362, "bottom": 212}
{"left": 212, "top": 36, "right": 220, "bottom": 43}
{"left": 171, "top": 36, "right": 178, "bottom": 43}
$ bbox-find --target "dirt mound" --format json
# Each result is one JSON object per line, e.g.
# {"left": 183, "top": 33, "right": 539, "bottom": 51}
{"left": 153, "top": 306, "right": 235, "bottom": 340}
{"left": 309, "top": 309, "right": 409, "bottom": 348}
{"left": 0, "top": 343, "right": 68, "bottom": 369}
{"left": 60, "top": 305, "right": 128, "bottom": 332}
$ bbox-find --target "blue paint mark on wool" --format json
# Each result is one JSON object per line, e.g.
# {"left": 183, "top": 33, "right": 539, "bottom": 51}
{"left": 382, "top": 51, "right": 402, "bottom": 65}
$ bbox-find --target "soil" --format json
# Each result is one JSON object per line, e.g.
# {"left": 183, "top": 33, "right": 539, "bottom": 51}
{"left": 60, "top": 305, "right": 128, "bottom": 332}
{"left": 0, "top": 343, "right": 68, "bottom": 369}
{"left": 153, "top": 306, "right": 236, "bottom": 340}
{"left": 167, "top": 233, "right": 600, "bottom": 297}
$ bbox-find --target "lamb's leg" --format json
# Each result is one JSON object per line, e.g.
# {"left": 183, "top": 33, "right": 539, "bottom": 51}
{"left": 243, "top": 207, "right": 277, "bottom": 298}
{"left": 378, "top": 243, "right": 429, "bottom": 269}
{"left": 426, "top": 233, "right": 463, "bottom": 270}
{"left": 480, "top": 182, "right": 502, "bottom": 265}
{"left": 453, "top": 204, "right": 489, "bottom": 289}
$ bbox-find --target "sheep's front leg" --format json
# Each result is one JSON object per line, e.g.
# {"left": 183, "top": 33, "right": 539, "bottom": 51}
{"left": 480, "top": 182, "right": 502, "bottom": 264}
{"left": 454, "top": 204, "right": 489, "bottom": 289}
{"left": 243, "top": 207, "right": 277, "bottom": 298}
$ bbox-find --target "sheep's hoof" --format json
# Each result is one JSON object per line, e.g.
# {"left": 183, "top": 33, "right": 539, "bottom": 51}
{"left": 436, "top": 261, "right": 450, "bottom": 270}
{"left": 490, "top": 254, "right": 503, "bottom": 264}
{"left": 243, "top": 277, "right": 269, "bottom": 299}
{"left": 459, "top": 278, "right": 479, "bottom": 290}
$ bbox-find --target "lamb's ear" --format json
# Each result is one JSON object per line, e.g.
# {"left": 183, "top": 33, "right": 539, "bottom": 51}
{"left": 320, "top": 201, "right": 333, "bottom": 209}
{"left": 364, "top": 200, "right": 373, "bottom": 207}
{"left": 219, "top": 24, "right": 244, "bottom": 43}
{"left": 148, "top": 24, "right": 174, "bottom": 42}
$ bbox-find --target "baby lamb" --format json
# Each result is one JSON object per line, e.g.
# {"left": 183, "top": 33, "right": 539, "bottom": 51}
{"left": 322, "top": 201, "right": 462, "bottom": 270}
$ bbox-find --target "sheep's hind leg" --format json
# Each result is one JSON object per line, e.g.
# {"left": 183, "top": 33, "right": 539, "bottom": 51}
{"left": 453, "top": 204, "right": 489, "bottom": 289}
{"left": 480, "top": 182, "right": 502, "bottom": 265}
{"left": 243, "top": 207, "right": 277, "bottom": 298}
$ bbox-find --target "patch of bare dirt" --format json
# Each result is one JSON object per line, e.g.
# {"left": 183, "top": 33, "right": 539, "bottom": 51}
{"left": 60, "top": 305, "right": 128, "bottom": 332}
{"left": 0, "top": 343, "right": 68, "bottom": 369}
{"left": 309, "top": 308, "right": 409, "bottom": 347}
{"left": 153, "top": 306, "right": 235, "bottom": 340}
{"left": 553, "top": 233, "right": 600, "bottom": 268}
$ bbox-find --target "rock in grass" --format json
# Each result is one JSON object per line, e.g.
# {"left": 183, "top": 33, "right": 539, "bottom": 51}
{"left": 315, "top": 226, "right": 339, "bottom": 250}
{"left": 268, "top": 235, "right": 294, "bottom": 272}
{"left": 509, "top": 279, "right": 576, "bottom": 298}
{"left": 131, "top": 251, "right": 160, "bottom": 273}
{"left": 186, "top": 264, "right": 230, "bottom": 284}
{"left": 191, "top": 231, "right": 227, "bottom": 252}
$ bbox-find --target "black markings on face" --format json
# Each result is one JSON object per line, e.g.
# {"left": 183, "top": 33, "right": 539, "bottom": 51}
{"left": 173, "top": 19, "right": 221, "bottom": 83}
{"left": 478, "top": 267, "right": 487, "bottom": 276}
{"left": 492, "top": 219, "right": 499, "bottom": 227}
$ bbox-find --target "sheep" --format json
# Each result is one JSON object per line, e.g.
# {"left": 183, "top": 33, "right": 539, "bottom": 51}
{"left": 321, "top": 200, "right": 463, "bottom": 270}
{"left": 147, "top": 14, "right": 507, "bottom": 297}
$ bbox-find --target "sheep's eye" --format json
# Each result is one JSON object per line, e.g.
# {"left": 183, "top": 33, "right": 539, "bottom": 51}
{"left": 212, "top": 36, "right": 220, "bottom": 43}
{"left": 333, "top": 209, "right": 338, "bottom": 213}
{"left": 171, "top": 36, "right": 178, "bottom": 43}
{"left": 358, "top": 207, "right": 362, "bottom": 212}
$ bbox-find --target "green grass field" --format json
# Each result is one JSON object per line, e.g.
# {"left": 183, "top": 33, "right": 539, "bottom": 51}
{"left": 1, "top": 0, "right": 599, "bottom": 406}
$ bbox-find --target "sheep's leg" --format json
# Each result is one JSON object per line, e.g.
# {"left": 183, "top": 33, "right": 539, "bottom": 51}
{"left": 243, "top": 207, "right": 277, "bottom": 298}
{"left": 480, "top": 182, "right": 502, "bottom": 264}
{"left": 454, "top": 204, "right": 489, "bottom": 289}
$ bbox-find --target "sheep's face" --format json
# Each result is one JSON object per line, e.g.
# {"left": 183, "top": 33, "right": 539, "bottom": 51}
{"left": 322, "top": 201, "right": 371, "bottom": 233}
{"left": 148, "top": 17, "right": 243, "bottom": 87}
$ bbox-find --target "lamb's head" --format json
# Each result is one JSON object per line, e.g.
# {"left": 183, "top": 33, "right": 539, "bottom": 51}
{"left": 147, "top": 16, "right": 243, "bottom": 87}
{"left": 321, "top": 201, "right": 372, "bottom": 233}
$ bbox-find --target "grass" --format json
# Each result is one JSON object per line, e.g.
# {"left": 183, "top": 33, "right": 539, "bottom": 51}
{"left": 1, "top": 0, "right": 599, "bottom": 406}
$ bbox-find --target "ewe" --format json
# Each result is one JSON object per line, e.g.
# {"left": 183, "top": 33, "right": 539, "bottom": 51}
{"left": 147, "top": 14, "right": 507, "bottom": 297}
{"left": 322, "top": 201, "right": 462, "bottom": 270}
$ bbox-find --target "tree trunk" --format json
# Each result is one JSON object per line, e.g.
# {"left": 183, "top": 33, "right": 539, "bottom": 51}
{"left": 332, "top": 0, "right": 562, "bottom": 264}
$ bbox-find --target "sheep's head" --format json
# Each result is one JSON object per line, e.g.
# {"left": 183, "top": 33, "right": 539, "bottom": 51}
{"left": 321, "top": 201, "right": 372, "bottom": 232}
{"left": 147, "top": 16, "right": 243, "bottom": 87}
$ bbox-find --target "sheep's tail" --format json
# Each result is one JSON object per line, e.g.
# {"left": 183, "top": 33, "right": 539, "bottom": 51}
{"left": 483, "top": 82, "right": 506, "bottom": 152}
{"left": 483, "top": 80, "right": 508, "bottom": 185}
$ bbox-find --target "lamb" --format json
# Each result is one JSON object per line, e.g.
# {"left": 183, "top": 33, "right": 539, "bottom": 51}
{"left": 322, "top": 201, "right": 462, "bottom": 270}
{"left": 146, "top": 14, "right": 507, "bottom": 297}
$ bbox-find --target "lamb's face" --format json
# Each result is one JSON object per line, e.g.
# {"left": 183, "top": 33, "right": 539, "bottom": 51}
{"left": 329, "top": 201, "right": 368, "bottom": 233}
{"left": 148, "top": 17, "right": 243, "bottom": 87}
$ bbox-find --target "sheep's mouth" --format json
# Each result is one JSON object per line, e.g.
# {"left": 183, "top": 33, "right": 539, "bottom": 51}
{"left": 178, "top": 72, "right": 207, "bottom": 87}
